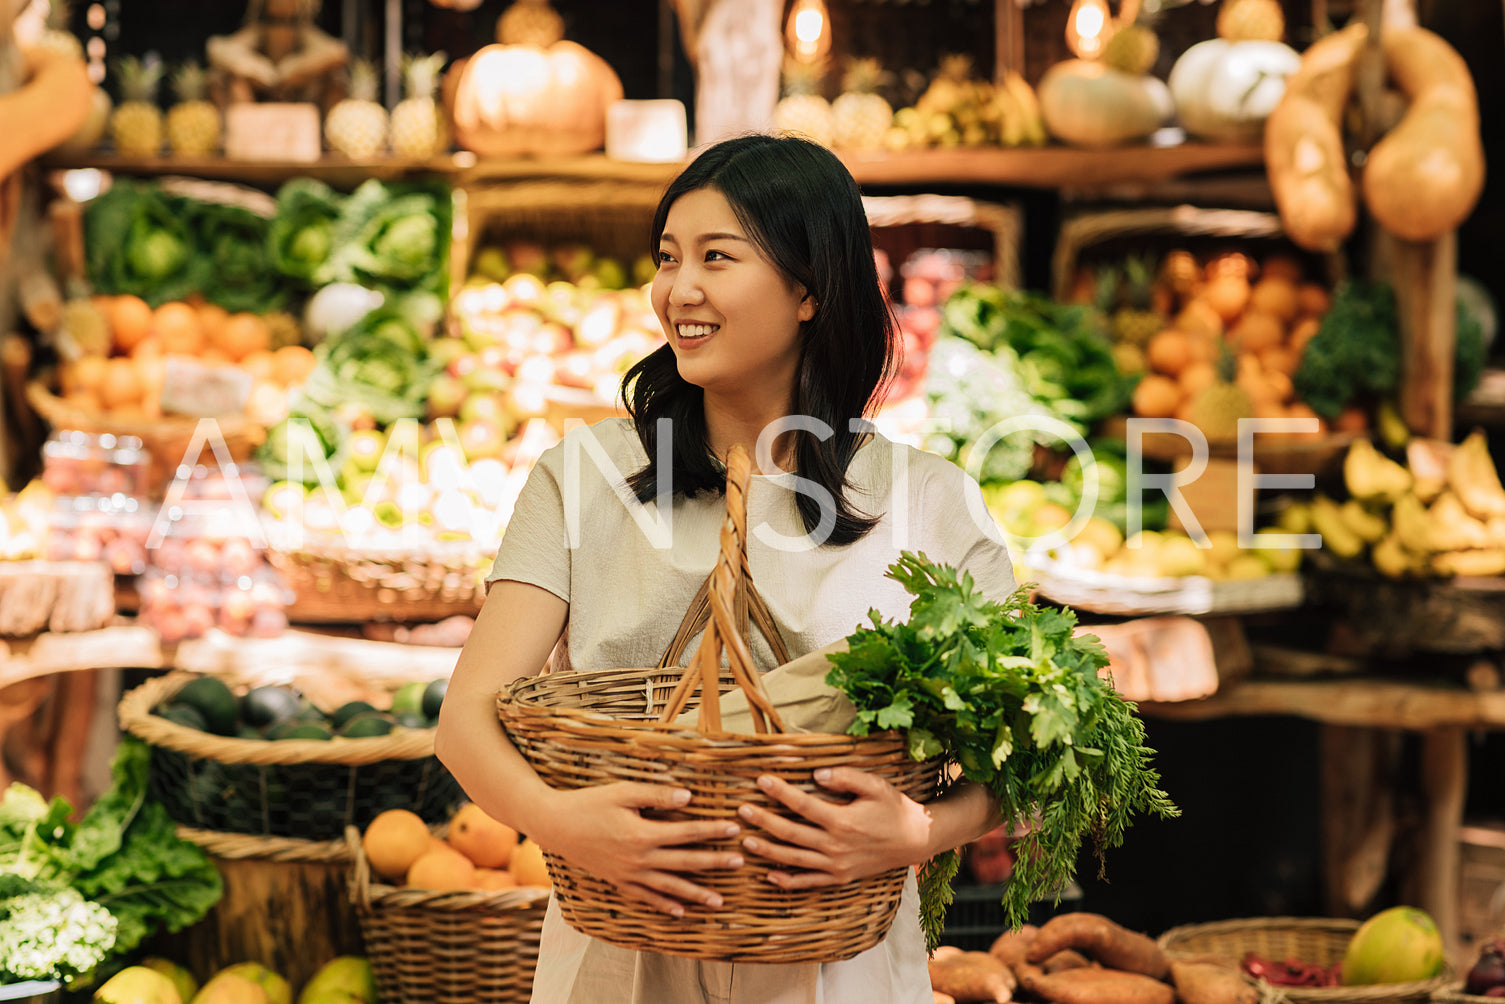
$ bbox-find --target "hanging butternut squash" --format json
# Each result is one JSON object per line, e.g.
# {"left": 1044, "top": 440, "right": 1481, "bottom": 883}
{"left": 1360, "top": 26, "right": 1485, "bottom": 243}
{"left": 451, "top": 0, "right": 624, "bottom": 158}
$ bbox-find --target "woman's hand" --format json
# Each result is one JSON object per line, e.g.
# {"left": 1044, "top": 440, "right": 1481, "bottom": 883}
{"left": 736, "top": 768, "right": 934, "bottom": 888}
{"left": 530, "top": 782, "right": 745, "bottom": 916}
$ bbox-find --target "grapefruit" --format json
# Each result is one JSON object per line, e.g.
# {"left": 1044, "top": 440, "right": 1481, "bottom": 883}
{"left": 1340, "top": 906, "right": 1446, "bottom": 985}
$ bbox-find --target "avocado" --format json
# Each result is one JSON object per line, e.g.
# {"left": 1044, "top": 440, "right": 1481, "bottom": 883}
{"left": 331, "top": 700, "right": 380, "bottom": 729}
{"left": 241, "top": 685, "right": 304, "bottom": 729}
{"left": 267, "top": 721, "right": 333, "bottom": 741}
{"left": 390, "top": 681, "right": 426, "bottom": 717}
{"left": 339, "top": 713, "right": 395, "bottom": 738}
{"left": 175, "top": 676, "right": 239, "bottom": 736}
{"left": 158, "top": 702, "right": 208, "bottom": 732}
{"left": 421, "top": 677, "right": 448, "bottom": 719}
{"left": 394, "top": 711, "right": 429, "bottom": 729}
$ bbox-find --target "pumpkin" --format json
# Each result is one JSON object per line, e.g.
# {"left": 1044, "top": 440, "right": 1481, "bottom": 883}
{"left": 451, "top": 40, "right": 624, "bottom": 158}
{"left": 1037, "top": 60, "right": 1172, "bottom": 148}
{"left": 1168, "top": 39, "right": 1300, "bottom": 143}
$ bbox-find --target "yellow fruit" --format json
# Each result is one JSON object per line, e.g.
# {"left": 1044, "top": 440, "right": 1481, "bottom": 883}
{"left": 509, "top": 838, "right": 552, "bottom": 887}
{"left": 188, "top": 971, "right": 268, "bottom": 1004}
{"left": 95, "top": 965, "right": 183, "bottom": 1004}
{"left": 362, "top": 809, "right": 431, "bottom": 882}
{"left": 446, "top": 803, "right": 519, "bottom": 869}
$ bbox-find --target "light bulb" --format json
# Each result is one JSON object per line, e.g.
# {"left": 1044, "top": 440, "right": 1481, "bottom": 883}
{"left": 785, "top": 0, "right": 831, "bottom": 63}
{"left": 1066, "top": 0, "right": 1112, "bottom": 60}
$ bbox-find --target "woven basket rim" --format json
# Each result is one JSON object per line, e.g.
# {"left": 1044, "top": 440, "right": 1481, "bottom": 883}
{"left": 176, "top": 824, "right": 353, "bottom": 863}
{"left": 1429, "top": 980, "right": 1499, "bottom": 1003}
{"left": 344, "top": 825, "right": 552, "bottom": 913}
{"left": 119, "top": 671, "right": 437, "bottom": 764}
{"left": 1025, "top": 545, "right": 1304, "bottom": 616}
{"left": 26, "top": 379, "right": 265, "bottom": 438}
{"left": 1159, "top": 917, "right": 1454, "bottom": 1002}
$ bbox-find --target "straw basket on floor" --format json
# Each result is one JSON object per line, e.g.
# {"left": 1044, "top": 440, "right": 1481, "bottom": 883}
{"left": 1158, "top": 917, "right": 1451, "bottom": 1003}
{"left": 347, "top": 827, "right": 550, "bottom": 1004}
{"left": 497, "top": 444, "right": 943, "bottom": 964}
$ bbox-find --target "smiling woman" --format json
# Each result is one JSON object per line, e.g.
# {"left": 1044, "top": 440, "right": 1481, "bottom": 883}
{"left": 436, "top": 134, "right": 1016, "bottom": 1004}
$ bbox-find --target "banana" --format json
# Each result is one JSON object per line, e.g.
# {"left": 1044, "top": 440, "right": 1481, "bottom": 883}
{"left": 1277, "top": 500, "right": 1312, "bottom": 534}
{"left": 1001, "top": 70, "right": 1047, "bottom": 147}
{"left": 994, "top": 85, "right": 1026, "bottom": 147}
{"left": 1406, "top": 437, "right": 1453, "bottom": 504}
{"left": 1371, "top": 532, "right": 1415, "bottom": 579}
{"left": 1375, "top": 399, "right": 1411, "bottom": 451}
{"left": 1447, "top": 428, "right": 1505, "bottom": 520}
{"left": 1432, "top": 548, "right": 1505, "bottom": 578}
{"left": 1391, "top": 491, "right": 1435, "bottom": 556}
{"left": 1310, "top": 494, "right": 1366, "bottom": 560}
{"left": 1343, "top": 438, "right": 1412, "bottom": 504}
{"left": 1339, "top": 499, "right": 1389, "bottom": 545}
{"left": 1427, "top": 491, "right": 1493, "bottom": 551}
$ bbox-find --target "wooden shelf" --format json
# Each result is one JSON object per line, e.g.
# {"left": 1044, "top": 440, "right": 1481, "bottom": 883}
{"left": 42, "top": 142, "right": 1266, "bottom": 194}
{"left": 1140, "top": 676, "right": 1505, "bottom": 730}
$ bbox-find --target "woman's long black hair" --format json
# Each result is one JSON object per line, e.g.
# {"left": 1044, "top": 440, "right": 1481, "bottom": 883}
{"left": 621, "top": 134, "right": 899, "bottom": 546}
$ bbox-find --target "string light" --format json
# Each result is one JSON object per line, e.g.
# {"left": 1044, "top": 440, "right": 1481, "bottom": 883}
{"left": 1065, "top": 0, "right": 1112, "bottom": 60}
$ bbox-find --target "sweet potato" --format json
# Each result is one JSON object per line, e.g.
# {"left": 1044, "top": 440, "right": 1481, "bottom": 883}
{"left": 1025, "top": 913, "right": 1170, "bottom": 980}
{"left": 935, "top": 993, "right": 957, "bottom": 1004}
{"left": 1170, "top": 960, "right": 1259, "bottom": 1004}
{"left": 988, "top": 925, "right": 1039, "bottom": 969}
{"left": 1017, "top": 964, "right": 1175, "bottom": 1004}
{"left": 1042, "top": 949, "right": 1094, "bottom": 974}
{"left": 929, "top": 952, "right": 1017, "bottom": 1003}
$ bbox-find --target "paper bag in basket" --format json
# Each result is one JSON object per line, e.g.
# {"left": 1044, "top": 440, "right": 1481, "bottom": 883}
{"left": 674, "top": 639, "right": 855, "bottom": 735}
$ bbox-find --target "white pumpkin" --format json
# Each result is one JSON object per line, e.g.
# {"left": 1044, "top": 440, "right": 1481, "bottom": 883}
{"left": 1037, "top": 60, "right": 1173, "bottom": 148}
{"left": 1168, "top": 39, "right": 1301, "bottom": 143}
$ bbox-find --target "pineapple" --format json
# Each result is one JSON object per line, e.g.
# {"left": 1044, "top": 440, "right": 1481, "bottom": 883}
{"left": 1159, "top": 249, "right": 1201, "bottom": 303}
{"left": 496, "top": 0, "right": 566, "bottom": 47}
{"left": 1216, "top": 0, "right": 1285, "bottom": 42}
{"left": 325, "top": 59, "right": 388, "bottom": 159}
{"left": 916, "top": 54, "right": 976, "bottom": 119}
{"left": 1188, "top": 348, "right": 1254, "bottom": 443}
{"left": 108, "top": 55, "right": 164, "bottom": 157}
{"left": 1103, "top": 19, "right": 1161, "bottom": 76}
{"left": 390, "top": 52, "right": 449, "bottom": 160}
{"left": 262, "top": 311, "right": 304, "bottom": 351}
{"left": 1111, "top": 254, "right": 1164, "bottom": 347}
{"left": 831, "top": 58, "right": 894, "bottom": 153}
{"left": 772, "top": 57, "right": 833, "bottom": 148}
{"left": 57, "top": 297, "right": 111, "bottom": 359}
{"left": 167, "top": 61, "right": 221, "bottom": 157}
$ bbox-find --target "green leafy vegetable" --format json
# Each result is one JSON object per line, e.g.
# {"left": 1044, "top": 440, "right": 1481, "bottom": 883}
{"left": 256, "top": 404, "right": 350, "bottom": 487}
{"left": 186, "top": 200, "right": 284, "bottom": 314}
{"left": 316, "top": 178, "right": 452, "bottom": 299}
{"left": 268, "top": 178, "right": 345, "bottom": 286}
{"left": 922, "top": 338, "right": 1059, "bottom": 485}
{"left": 827, "top": 553, "right": 1178, "bottom": 948}
{"left": 1292, "top": 280, "right": 1400, "bottom": 419}
{"left": 299, "top": 308, "right": 437, "bottom": 426}
{"left": 84, "top": 180, "right": 205, "bottom": 305}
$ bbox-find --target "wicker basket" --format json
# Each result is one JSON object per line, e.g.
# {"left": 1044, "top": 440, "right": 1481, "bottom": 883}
{"left": 863, "top": 193, "right": 1023, "bottom": 291}
{"left": 119, "top": 672, "right": 464, "bottom": 840}
{"left": 1050, "top": 205, "right": 1347, "bottom": 304}
{"left": 347, "top": 826, "right": 550, "bottom": 1004}
{"left": 1158, "top": 917, "right": 1452, "bottom": 1003}
{"left": 26, "top": 380, "right": 265, "bottom": 496}
{"left": 1024, "top": 545, "right": 1305, "bottom": 616}
{"left": 264, "top": 537, "right": 489, "bottom": 624}
{"left": 1430, "top": 983, "right": 1500, "bottom": 1003}
{"left": 496, "top": 444, "right": 942, "bottom": 964}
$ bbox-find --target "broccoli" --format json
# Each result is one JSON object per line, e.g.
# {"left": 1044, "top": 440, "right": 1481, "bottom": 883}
{"left": 1293, "top": 281, "right": 1401, "bottom": 419}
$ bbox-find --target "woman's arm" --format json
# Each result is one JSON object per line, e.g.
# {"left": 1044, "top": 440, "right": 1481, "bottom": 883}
{"left": 435, "top": 579, "right": 747, "bottom": 914}
{"left": 734, "top": 769, "right": 1000, "bottom": 889}
{"left": 0, "top": 49, "right": 92, "bottom": 180}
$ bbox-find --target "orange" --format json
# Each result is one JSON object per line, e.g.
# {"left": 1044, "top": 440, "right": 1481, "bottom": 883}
{"left": 196, "top": 302, "right": 230, "bottom": 344}
{"left": 271, "top": 345, "right": 317, "bottom": 387}
{"left": 239, "top": 349, "right": 277, "bottom": 383}
{"left": 1177, "top": 361, "right": 1217, "bottom": 399}
{"left": 1202, "top": 276, "right": 1251, "bottom": 324}
{"left": 1260, "top": 254, "right": 1305, "bottom": 284}
{"left": 1288, "top": 317, "right": 1322, "bottom": 358}
{"left": 63, "top": 389, "right": 102, "bottom": 414}
{"left": 1174, "top": 299, "right": 1224, "bottom": 339}
{"left": 108, "top": 295, "right": 154, "bottom": 354}
{"left": 216, "top": 313, "right": 271, "bottom": 363}
{"left": 508, "top": 839, "right": 551, "bottom": 887}
{"left": 131, "top": 335, "right": 163, "bottom": 360}
{"left": 1145, "top": 330, "right": 1191, "bottom": 377}
{"left": 362, "top": 809, "right": 433, "bottom": 882}
{"left": 474, "top": 868, "right": 518, "bottom": 892}
{"left": 154, "top": 302, "right": 204, "bottom": 356}
{"left": 406, "top": 844, "right": 477, "bottom": 891}
{"left": 1296, "top": 283, "right": 1331, "bottom": 318}
{"left": 1227, "top": 311, "right": 1284, "bottom": 355}
{"left": 98, "top": 357, "right": 142, "bottom": 410}
{"left": 1334, "top": 405, "right": 1370, "bottom": 433}
{"left": 1132, "top": 374, "right": 1182, "bottom": 419}
{"left": 1248, "top": 277, "right": 1299, "bottom": 324}
{"left": 446, "top": 803, "right": 519, "bottom": 869}
{"left": 63, "top": 355, "right": 108, "bottom": 396}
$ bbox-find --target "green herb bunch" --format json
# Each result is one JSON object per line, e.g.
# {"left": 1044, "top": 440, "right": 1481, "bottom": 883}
{"left": 826, "top": 552, "right": 1178, "bottom": 948}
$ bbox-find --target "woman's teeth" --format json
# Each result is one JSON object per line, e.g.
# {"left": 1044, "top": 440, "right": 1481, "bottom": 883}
{"left": 677, "top": 323, "right": 717, "bottom": 338}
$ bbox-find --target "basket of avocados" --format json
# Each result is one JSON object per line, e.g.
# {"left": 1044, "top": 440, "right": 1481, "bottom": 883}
{"left": 119, "top": 671, "right": 462, "bottom": 840}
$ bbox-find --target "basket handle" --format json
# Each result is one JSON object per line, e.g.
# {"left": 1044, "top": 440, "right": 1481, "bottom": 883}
{"left": 655, "top": 563, "right": 792, "bottom": 670}
{"left": 656, "top": 444, "right": 785, "bottom": 734}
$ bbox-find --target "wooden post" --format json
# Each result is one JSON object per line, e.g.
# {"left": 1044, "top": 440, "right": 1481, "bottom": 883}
{"left": 1387, "top": 231, "right": 1458, "bottom": 440}
{"left": 994, "top": 0, "right": 1025, "bottom": 79}
{"left": 1417, "top": 726, "right": 1467, "bottom": 969}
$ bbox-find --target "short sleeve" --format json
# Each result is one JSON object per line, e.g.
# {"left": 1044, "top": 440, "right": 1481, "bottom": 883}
{"left": 913, "top": 454, "right": 1016, "bottom": 603}
{"left": 486, "top": 444, "right": 571, "bottom": 602}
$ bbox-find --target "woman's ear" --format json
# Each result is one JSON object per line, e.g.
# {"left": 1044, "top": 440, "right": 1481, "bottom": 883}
{"left": 798, "top": 292, "right": 817, "bottom": 323}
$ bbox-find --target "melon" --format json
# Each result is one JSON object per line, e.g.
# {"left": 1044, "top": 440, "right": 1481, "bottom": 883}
{"left": 1340, "top": 906, "right": 1446, "bottom": 985}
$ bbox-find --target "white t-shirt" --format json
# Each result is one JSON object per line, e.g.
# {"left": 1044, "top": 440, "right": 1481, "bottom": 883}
{"left": 488, "top": 418, "right": 1015, "bottom": 1004}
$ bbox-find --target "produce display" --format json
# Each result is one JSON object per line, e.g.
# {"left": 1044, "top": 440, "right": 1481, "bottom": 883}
{"left": 360, "top": 804, "right": 551, "bottom": 892}
{"left": 1465, "top": 937, "right": 1505, "bottom": 997}
{"left": 1169, "top": 0, "right": 1298, "bottom": 143}
{"left": 883, "top": 56, "right": 1047, "bottom": 151}
{"left": 1311, "top": 431, "right": 1505, "bottom": 577}
{"left": 152, "top": 673, "right": 448, "bottom": 739}
{"left": 93, "top": 955, "right": 375, "bottom": 1004}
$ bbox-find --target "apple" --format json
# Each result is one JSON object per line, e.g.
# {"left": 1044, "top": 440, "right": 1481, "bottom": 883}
{"left": 458, "top": 392, "right": 506, "bottom": 425}
{"left": 460, "top": 365, "right": 508, "bottom": 395}
{"left": 514, "top": 355, "right": 557, "bottom": 386}
{"left": 551, "top": 242, "right": 596, "bottom": 282}
{"left": 502, "top": 271, "right": 548, "bottom": 308}
{"left": 592, "top": 257, "right": 628, "bottom": 290}
{"left": 632, "top": 253, "right": 658, "bottom": 288}
{"left": 472, "top": 245, "right": 510, "bottom": 281}
{"left": 428, "top": 336, "right": 470, "bottom": 367}
{"left": 421, "top": 442, "right": 468, "bottom": 490}
{"left": 458, "top": 418, "right": 507, "bottom": 461}
{"left": 347, "top": 429, "right": 387, "bottom": 473}
{"left": 554, "top": 351, "right": 595, "bottom": 390}
{"left": 532, "top": 321, "right": 574, "bottom": 357}
{"left": 576, "top": 299, "right": 621, "bottom": 349}
{"left": 504, "top": 241, "right": 549, "bottom": 279}
{"left": 426, "top": 374, "right": 468, "bottom": 421}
